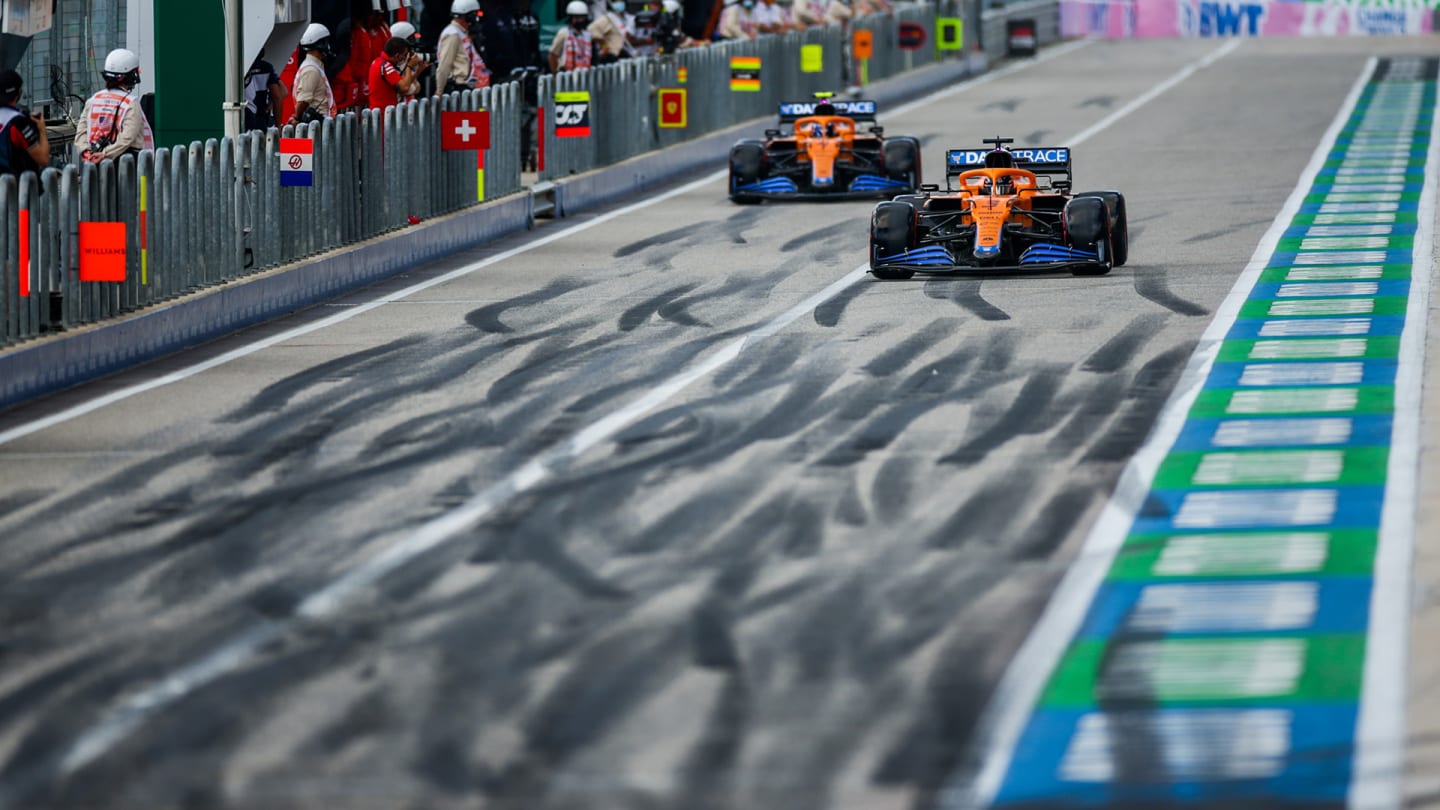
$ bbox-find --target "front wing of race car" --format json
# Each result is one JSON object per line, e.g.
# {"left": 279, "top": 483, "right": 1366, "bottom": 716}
{"left": 869, "top": 241, "right": 1108, "bottom": 274}
{"left": 731, "top": 173, "right": 913, "bottom": 201}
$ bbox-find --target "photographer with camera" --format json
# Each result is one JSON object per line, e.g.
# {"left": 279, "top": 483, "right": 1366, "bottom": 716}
{"left": 652, "top": 0, "right": 695, "bottom": 53}
{"left": 0, "top": 70, "right": 48, "bottom": 177}
{"left": 389, "top": 21, "right": 436, "bottom": 97}
{"left": 369, "top": 37, "right": 422, "bottom": 110}
{"left": 287, "top": 24, "right": 336, "bottom": 126}
{"left": 81, "top": 49, "right": 153, "bottom": 164}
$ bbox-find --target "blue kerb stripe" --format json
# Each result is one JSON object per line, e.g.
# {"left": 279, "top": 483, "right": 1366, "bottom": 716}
{"left": 1075, "top": 577, "right": 1374, "bottom": 639}
{"left": 994, "top": 706, "right": 1358, "bottom": 805}
{"left": 1171, "top": 414, "right": 1395, "bottom": 450}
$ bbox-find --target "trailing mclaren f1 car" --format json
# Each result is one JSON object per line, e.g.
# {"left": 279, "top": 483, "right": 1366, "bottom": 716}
{"left": 728, "top": 95, "right": 921, "bottom": 203}
{"left": 868, "top": 138, "right": 1129, "bottom": 279}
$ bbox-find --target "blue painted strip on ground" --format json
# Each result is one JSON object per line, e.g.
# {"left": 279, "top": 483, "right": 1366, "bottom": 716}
{"left": 1202, "top": 360, "right": 1397, "bottom": 389}
{"left": 1298, "top": 202, "right": 1419, "bottom": 215}
{"left": 1170, "top": 414, "right": 1394, "bottom": 451}
{"left": 1224, "top": 315, "right": 1406, "bottom": 339}
{"left": 1264, "top": 254, "right": 1415, "bottom": 270}
{"left": 1310, "top": 182, "right": 1425, "bottom": 194}
{"left": 1281, "top": 223, "right": 1418, "bottom": 238}
{"left": 1075, "top": 577, "right": 1374, "bottom": 639}
{"left": 993, "top": 705, "right": 1358, "bottom": 806}
{"left": 1130, "top": 486, "right": 1387, "bottom": 535}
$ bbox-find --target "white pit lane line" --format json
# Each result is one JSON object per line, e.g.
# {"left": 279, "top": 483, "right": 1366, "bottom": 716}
{"left": 23, "top": 38, "right": 1244, "bottom": 785}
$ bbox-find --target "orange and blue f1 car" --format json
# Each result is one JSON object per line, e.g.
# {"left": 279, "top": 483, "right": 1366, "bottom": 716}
{"left": 728, "top": 96, "right": 921, "bottom": 203}
{"left": 868, "top": 138, "right": 1129, "bottom": 279}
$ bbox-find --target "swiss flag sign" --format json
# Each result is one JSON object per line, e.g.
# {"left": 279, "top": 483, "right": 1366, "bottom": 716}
{"left": 441, "top": 110, "right": 491, "bottom": 151}
{"left": 658, "top": 88, "right": 686, "bottom": 129}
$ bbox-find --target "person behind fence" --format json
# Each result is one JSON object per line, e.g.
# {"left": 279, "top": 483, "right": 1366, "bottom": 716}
{"left": 81, "top": 49, "right": 154, "bottom": 164}
{"left": 717, "top": 0, "right": 759, "bottom": 40}
{"left": 824, "top": 0, "right": 852, "bottom": 25}
{"left": 549, "top": 1, "right": 597, "bottom": 73}
{"left": 390, "top": 21, "right": 436, "bottom": 97}
{"left": 588, "top": 0, "right": 640, "bottom": 65}
{"left": 288, "top": 24, "right": 336, "bottom": 126}
{"left": 436, "top": 0, "right": 491, "bottom": 95}
{"left": 0, "top": 70, "right": 48, "bottom": 177}
{"left": 369, "top": 37, "right": 422, "bottom": 110}
{"left": 754, "top": 0, "right": 790, "bottom": 32}
{"left": 243, "top": 55, "right": 287, "bottom": 132}
{"left": 791, "top": 0, "right": 824, "bottom": 27}
{"left": 653, "top": 0, "right": 696, "bottom": 51}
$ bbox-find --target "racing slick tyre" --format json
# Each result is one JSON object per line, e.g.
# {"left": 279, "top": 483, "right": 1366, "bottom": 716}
{"left": 729, "top": 140, "right": 766, "bottom": 204}
{"left": 1063, "top": 195, "right": 1113, "bottom": 276}
{"left": 870, "top": 201, "right": 917, "bottom": 280}
{"left": 1075, "top": 190, "right": 1128, "bottom": 266}
{"left": 882, "top": 137, "right": 922, "bottom": 192}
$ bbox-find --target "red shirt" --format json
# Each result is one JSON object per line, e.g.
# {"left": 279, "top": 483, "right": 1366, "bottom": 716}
{"left": 368, "top": 55, "right": 406, "bottom": 110}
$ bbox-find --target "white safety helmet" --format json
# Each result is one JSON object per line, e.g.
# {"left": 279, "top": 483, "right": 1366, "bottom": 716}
{"left": 452, "top": 0, "right": 480, "bottom": 13}
{"left": 565, "top": 0, "right": 589, "bottom": 14}
{"left": 300, "top": 22, "right": 332, "bottom": 50}
{"left": 662, "top": 0, "right": 680, "bottom": 12}
{"left": 391, "top": 21, "right": 418, "bottom": 40}
{"left": 102, "top": 48, "right": 141, "bottom": 86}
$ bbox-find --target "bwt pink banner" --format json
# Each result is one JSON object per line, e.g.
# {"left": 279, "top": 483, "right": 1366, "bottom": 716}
{"left": 1060, "top": 0, "right": 1434, "bottom": 37}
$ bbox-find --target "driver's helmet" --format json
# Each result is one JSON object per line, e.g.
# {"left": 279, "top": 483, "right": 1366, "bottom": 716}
{"left": 994, "top": 175, "right": 1015, "bottom": 194}
{"left": 984, "top": 148, "right": 1016, "bottom": 169}
{"left": 824, "top": 121, "right": 838, "bottom": 137}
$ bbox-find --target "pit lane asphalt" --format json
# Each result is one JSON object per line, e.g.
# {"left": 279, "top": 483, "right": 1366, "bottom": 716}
{"left": 0, "top": 36, "right": 1429, "bottom": 810}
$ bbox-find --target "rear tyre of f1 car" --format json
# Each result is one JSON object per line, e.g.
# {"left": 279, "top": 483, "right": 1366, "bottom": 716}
{"left": 870, "top": 201, "right": 916, "bottom": 280}
{"left": 1075, "top": 190, "right": 1128, "bottom": 266}
{"left": 883, "top": 137, "right": 922, "bottom": 192}
{"left": 1063, "top": 195, "right": 1113, "bottom": 276}
{"left": 729, "top": 140, "right": 766, "bottom": 204}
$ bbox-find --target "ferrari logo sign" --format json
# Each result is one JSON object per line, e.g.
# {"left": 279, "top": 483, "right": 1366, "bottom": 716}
{"left": 658, "top": 87, "right": 687, "bottom": 128}
{"left": 441, "top": 110, "right": 491, "bottom": 150}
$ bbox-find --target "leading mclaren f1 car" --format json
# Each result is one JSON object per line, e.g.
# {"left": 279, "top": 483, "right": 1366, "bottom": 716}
{"left": 868, "top": 138, "right": 1129, "bottom": 279}
{"left": 728, "top": 95, "right": 922, "bottom": 203}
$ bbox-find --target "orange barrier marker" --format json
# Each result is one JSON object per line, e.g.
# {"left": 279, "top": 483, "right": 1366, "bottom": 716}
{"left": 79, "top": 222, "right": 127, "bottom": 282}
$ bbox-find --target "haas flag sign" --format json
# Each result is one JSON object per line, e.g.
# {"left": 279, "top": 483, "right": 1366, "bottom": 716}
{"left": 279, "top": 138, "right": 313, "bottom": 187}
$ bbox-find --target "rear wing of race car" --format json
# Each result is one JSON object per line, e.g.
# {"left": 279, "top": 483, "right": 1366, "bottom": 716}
{"left": 778, "top": 99, "right": 878, "bottom": 123}
{"left": 945, "top": 147, "right": 1073, "bottom": 190}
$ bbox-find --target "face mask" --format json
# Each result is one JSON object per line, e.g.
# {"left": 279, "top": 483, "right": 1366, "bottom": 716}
{"left": 611, "top": 2, "right": 626, "bottom": 12}
{"left": 570, "top": 16, "right": 587, "bottom": 27}
{"left": 741, "top": 1, "right": 754, "bottom": 8}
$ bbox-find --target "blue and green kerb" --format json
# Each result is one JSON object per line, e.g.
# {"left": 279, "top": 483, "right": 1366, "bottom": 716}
{"left": 988, "top": 57, "right": 1437, "bottom": 808}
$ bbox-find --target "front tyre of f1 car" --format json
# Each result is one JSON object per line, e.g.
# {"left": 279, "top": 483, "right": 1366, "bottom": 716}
{"left": 1075, "top": 190, "right": 1128, "bottom": 267}
{"left": 870, "top": 200, "right": 917, "bottom": 280}
{"left": 729, "top": 140, "right": 767, "bottom": 204}
{"left": 882, "top": 137, "right": 922, "bottom": 193}
{"left": 1063, "top": 195, "right": 1113, "bottom": 276}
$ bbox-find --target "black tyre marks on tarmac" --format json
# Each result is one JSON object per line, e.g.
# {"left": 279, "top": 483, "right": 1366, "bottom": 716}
{"left": 1, "top": 216, "right": 1213, "bottom": 810}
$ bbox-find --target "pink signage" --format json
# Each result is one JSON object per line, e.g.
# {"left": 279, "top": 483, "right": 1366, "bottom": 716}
{"left": 1061, "top": 0, "right": 1434, "bottom": 37}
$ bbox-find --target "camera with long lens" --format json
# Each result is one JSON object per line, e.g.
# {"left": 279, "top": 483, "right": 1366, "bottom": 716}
{"left": 655, "top": 11, "right": 684, "bottom": 53}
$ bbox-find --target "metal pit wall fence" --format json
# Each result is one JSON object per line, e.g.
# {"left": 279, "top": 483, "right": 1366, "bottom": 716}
{"left": 540, "top": 5, "right": 938, "bottom": 181}
{"left": 0, "top": 83, "right": 520, "bottom": 345}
